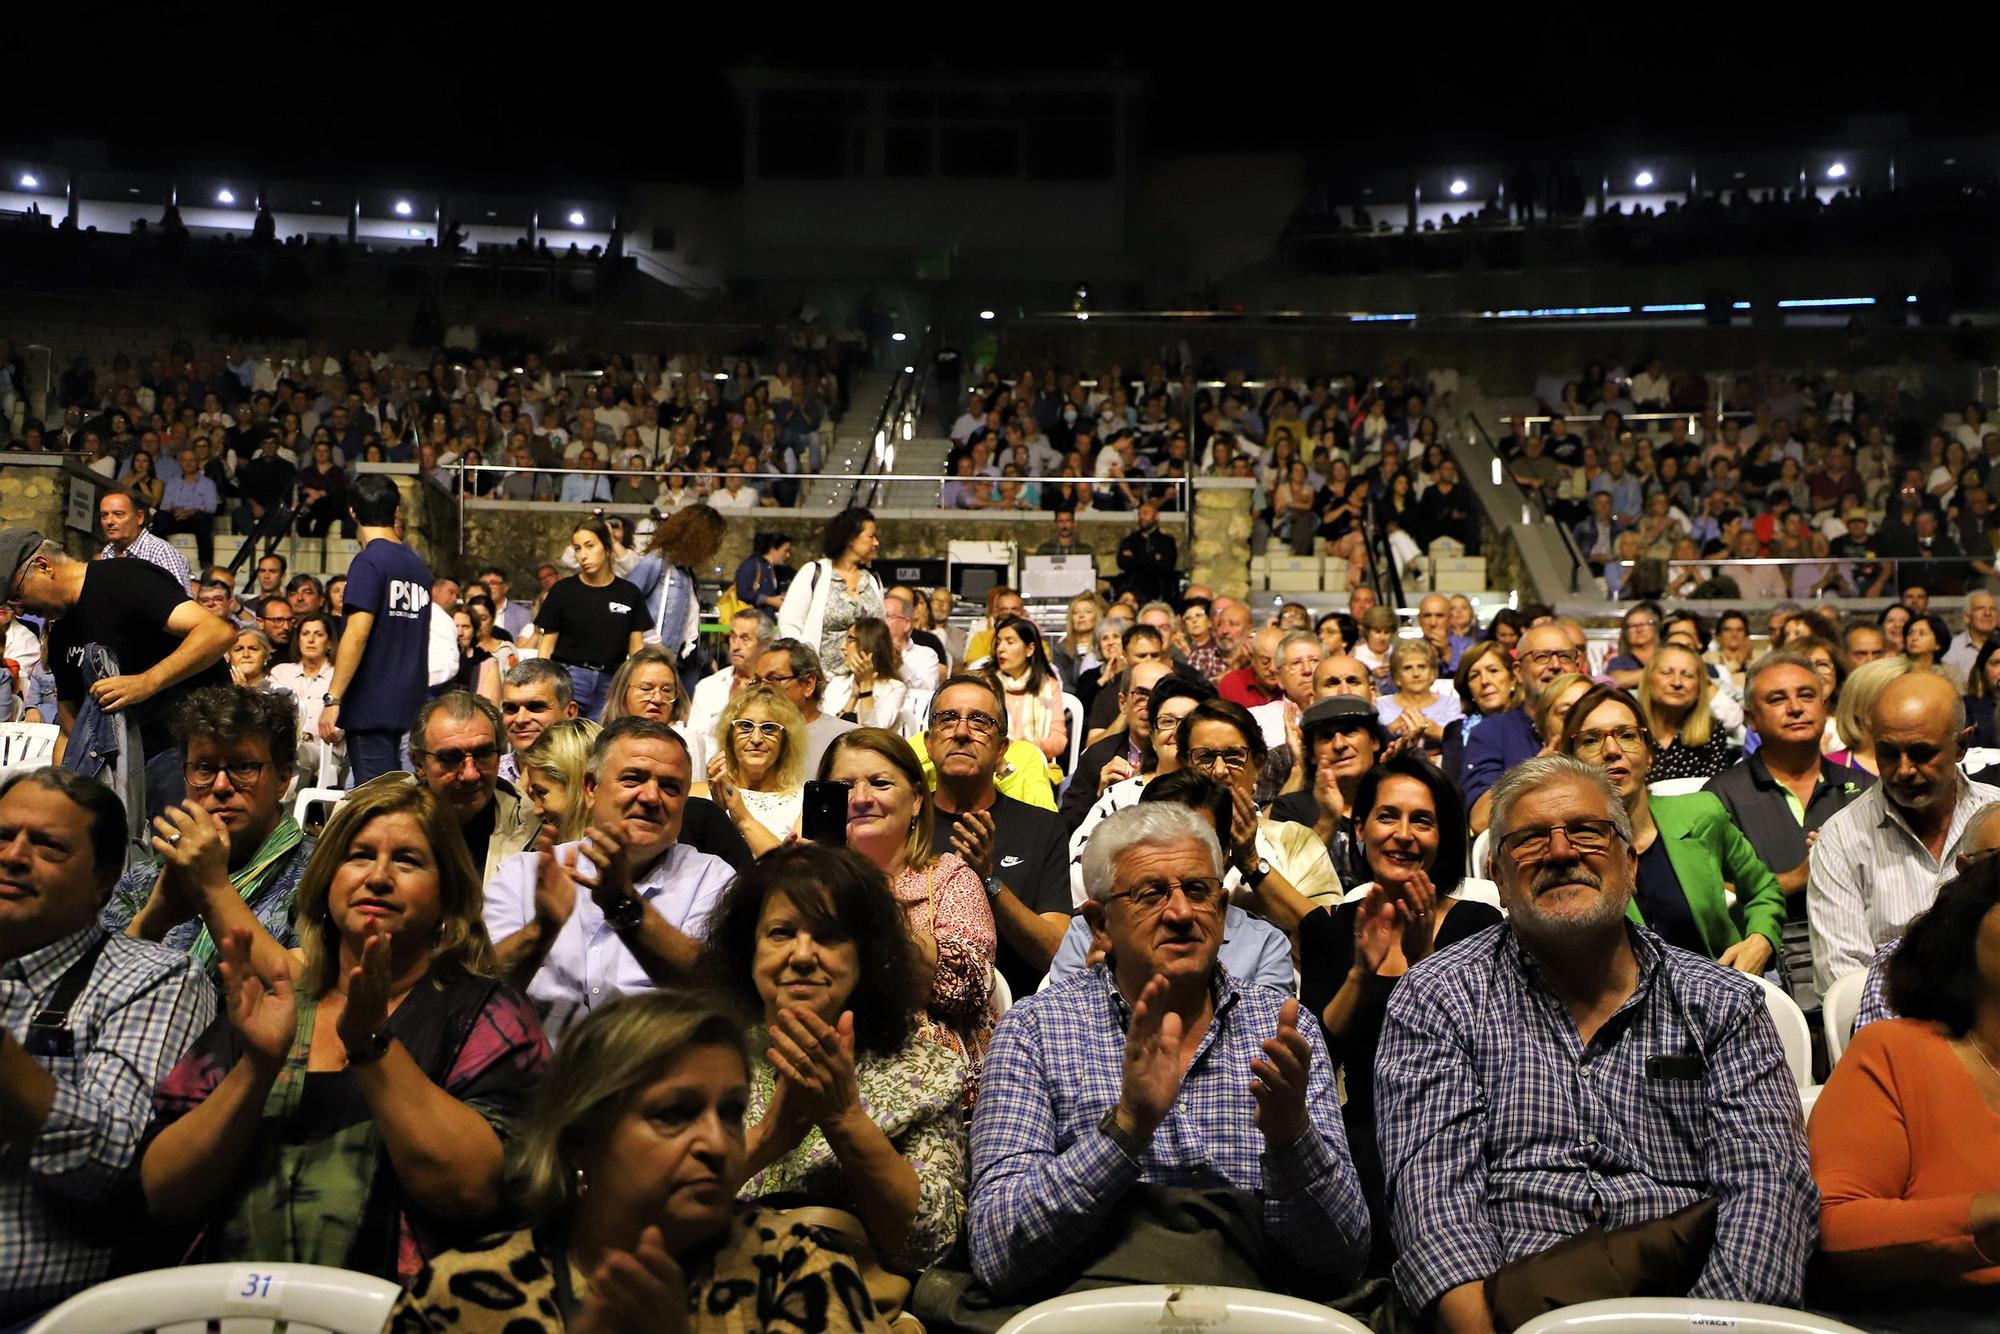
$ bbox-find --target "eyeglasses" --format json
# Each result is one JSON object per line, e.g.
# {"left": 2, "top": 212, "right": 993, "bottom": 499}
{"left": 1187, "top": 747, "right": 1251, "bottom": 772}
{"left": 931, "top": 709, "right": 1001, "bottom": 737}
{"left": 630, "top": 683, "right": 676, "bottom": 699}
{"left": 754, "top": 673, "right": 799, "bottom": 687}
{"left": 1520, "top": 648, "right": 1579, "bottom": 668}
{"left": 1107, "top": 875, "right": 1226, "bottom": 914}
{"left": 422, "top": 745, "right": 499, "bottom": 771}
{"left": 1569, "top": 725, "right": 1647, "bottom": 760}
{"left": 1153, "top": 713, "right": 1187, "bottom": 736}
{"left": 730, "top": 719, "right": 785, "bottom": 739}
{"left": 1497, "top": 818, "right": 1624, "bottom": 863}
{"left": 184, "top": 759, "right": 270, "bottom": 789}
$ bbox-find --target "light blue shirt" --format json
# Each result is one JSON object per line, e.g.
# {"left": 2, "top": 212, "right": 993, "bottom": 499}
{"left": 161, "top": 474, "right": 217, "bottom": 514}
{"left": 482, "top": 838, "right": 735, "bottom": 1044}
{"left": 1046, "top": 905, "right": 1294, "bottom": 993}
{"left": 559, "top": 472, "right": 613, "bottom": 504}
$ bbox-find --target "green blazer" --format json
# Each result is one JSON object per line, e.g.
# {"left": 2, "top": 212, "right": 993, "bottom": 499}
{"left": 1629, "top": 791, "right": 1785, "bottom": 959}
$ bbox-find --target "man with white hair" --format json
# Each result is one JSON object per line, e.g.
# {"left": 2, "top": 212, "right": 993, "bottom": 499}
{"left": 1375, "top": 756, "right": 1816, "bottom": 1329}
{"left": 1943, "top": 587, "right": 1999, "bottom": 679}
{"left": 967, "top": 801, "right": 1370, "bottom": 1301}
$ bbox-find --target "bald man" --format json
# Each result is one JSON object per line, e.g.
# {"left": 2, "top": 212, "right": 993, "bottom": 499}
{"left": 1460, "top": 624, "right": 1585, "bottom": 816}
{"left": 1850, "top": 798, "right": 2000, "bottom": 1033}
{"left": 1808, "top": 671, "right": 2000, "bottom": 994}
{"left": 1218, "top": 623, "right": 1285, "bottom": 710}
{"left": 1416, "top": 594, "right": 1470, "bottom": 672}
{"left": 1315, "top": 653, "right": 1372, "bottom": 700}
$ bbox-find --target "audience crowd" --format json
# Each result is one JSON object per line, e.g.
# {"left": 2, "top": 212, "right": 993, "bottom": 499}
{"left": 3, "top": 342, "right": 2000, "bottom": 1334}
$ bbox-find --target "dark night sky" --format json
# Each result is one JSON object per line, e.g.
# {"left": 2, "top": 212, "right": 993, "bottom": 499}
{"left": 5, "top": 28, "right": 1987, "bottom": 191}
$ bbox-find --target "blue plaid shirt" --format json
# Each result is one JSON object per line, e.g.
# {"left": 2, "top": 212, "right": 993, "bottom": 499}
{"left": 1375, "top": 923, "right": 1817, "bottom": 1315}
{"left": 969, "top": 964, "right": 1370, "bottom": 1298}
{"left": 1, "top": 925, "right": 216, "bottom": 1322}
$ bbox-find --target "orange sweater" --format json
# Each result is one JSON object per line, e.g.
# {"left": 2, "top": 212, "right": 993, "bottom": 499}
{"left": 1809, "top": 1018, "right": 2000, "bottom": 1290}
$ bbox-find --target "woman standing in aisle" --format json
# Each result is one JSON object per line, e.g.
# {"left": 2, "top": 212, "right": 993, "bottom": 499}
{"left": 534, "top": 517, "right": 653, "bottom": 721}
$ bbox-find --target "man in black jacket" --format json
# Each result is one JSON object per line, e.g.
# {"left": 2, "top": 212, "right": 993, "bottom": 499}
{"left": 1058, "top": 657, "right": 1172, "bottom": 833}
{"left": 1117, "top": 501, "right": 1179, "bottom": 604}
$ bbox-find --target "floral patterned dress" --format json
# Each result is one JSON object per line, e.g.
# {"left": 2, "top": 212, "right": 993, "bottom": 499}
{"left": 890, "top": 853, "right": 997, "bottom": 1092}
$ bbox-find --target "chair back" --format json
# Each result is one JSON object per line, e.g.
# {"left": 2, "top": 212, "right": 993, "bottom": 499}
{"left": 1822, "top": 968, "right": 1869, "bottom": 1067}
{"left": 996, "top": 1284, "right": 1373, "bottom": 1334}
{"left": 1748, "top": 973, "right": 1814, "bottom": 1088}
{"left": 0, "top": 720, "right": 59, "bottom": 768}
{"left": 990, "top": 965, "right": 1014, "bottom": 1017}
{"left": 292, "top": 786, "right": 347, "bottom": 835}
{"left": 28, "top": 1262, "right": 401, "bottom": 1334}
{"left": 1061, "top": 691, "right": 1084, "bottom": 777}
{"left": 1511, "top": 1296, "right": 1866, "bottom": 1333}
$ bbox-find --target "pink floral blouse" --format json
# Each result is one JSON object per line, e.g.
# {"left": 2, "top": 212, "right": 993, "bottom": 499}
{"left": 891, "top": 852, "right": 998, "bottom": 1081}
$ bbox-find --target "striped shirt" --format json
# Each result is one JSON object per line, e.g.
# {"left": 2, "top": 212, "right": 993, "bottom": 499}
{"left": 1806, "top": 779, "right": 2000, "bottom": 994}
{"left": 968, "top": 963, "right": 1370, "bottom": 1297}
{"left": 1375, "top": 923, "right": 1817, "bottom": 1315}
{"left": 98, "top": 529, "right": 191, "bottom": 590}
{"left": 1, "top": 926, "right": 216, "bottom": 1322}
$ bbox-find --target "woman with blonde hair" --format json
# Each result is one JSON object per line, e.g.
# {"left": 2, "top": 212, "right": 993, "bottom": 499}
{"left": 141, "top": 778, "right": 549, "bottom": 1284}
{"left": 1835, "top": 656, "right": 1913, "bottom": 777}
{"left": 392, "top": 992, "right": 888, "bottom": 1332}
{"left": 601, "top": 644, "right": 688, "bottom": 729}
{"left": 1638, "top": 642, "right": 1740, "bottom": 782}
{"left": 1051, "top": 591, "right": 1106, "bottom": 689}
{"left": 819, "top": 728, "right": 996, "bottom": 1085}
{"left": 519, "top": 718, "right": 602, "bottom": 844}
{"left": 1532, "top": 671, "right": 1596, "bottom": 753}
{"left": 700, "top": 684, "right": 809, "bottom": 855}
{"left": 825, "top": 616, "right": 908, "bottom": 731}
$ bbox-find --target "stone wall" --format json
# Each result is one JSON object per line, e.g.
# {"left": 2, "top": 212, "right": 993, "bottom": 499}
{"left": 0, "top": 459, "right": 87, "bottom": 555}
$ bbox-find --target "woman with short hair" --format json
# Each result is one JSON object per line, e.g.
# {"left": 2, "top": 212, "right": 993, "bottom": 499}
{"left": 702, "top": 685, "right": 808, "bottom": 857}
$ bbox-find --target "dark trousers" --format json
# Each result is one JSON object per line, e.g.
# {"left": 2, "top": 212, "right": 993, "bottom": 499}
{"left": 347, "top": 728, "right": 404, "bottom": 786}
{"left": 153, "top": 511, "right": 214, "bottom": 568}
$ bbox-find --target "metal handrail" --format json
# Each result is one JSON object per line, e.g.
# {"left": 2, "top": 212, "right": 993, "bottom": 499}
{"left": 443, "top": 463, "right": 1196, "bottom": 487}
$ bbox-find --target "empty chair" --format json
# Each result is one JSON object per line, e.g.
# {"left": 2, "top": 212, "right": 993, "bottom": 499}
{"left": 28, "top": 1262, "right": 400, "bottom": 1334}
{"left": 997, "top": 1285, "right": 1373, "bottom": 1334}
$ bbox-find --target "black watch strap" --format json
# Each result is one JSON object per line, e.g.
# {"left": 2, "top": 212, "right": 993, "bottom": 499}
{"left": 603, "top": 893, "right": 647, "bottom": 933}
{"left": 347, "top": 1028, "right": 392, "bottom": 1065}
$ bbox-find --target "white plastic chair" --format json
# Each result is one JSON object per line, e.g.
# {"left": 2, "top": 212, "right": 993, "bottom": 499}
{"left": 28, "top": 1261, "right": 401, "bottom": 1334}
{"left": 1469, "top": 826, "right": 1492, "bottom": 879}
{"left": 1645, "top": 775, "right": 1710, "bottom": 797}
{"left": 990, "top": 966, "right": 1014, "bottom": 1016}
{"left": 1748, "top": 973, "right": 1814, "bottom": 1089}
{"left": 0, "top": 720, "right": 59, "bottom": 768}
{"left": 1511, "top": 1296, "right": 1866, "bottom": 1333}
{"left": 1822, "top": 969, "right": 1869, "bottom": 1067}
{"left": 996, "top": 1285, "right": 1373, "bottom": 1334}
{"left": 1799, "top": 1083, "right": 1822, "bottom": 1124}
{"left": 1060, "top": 690, "right": 1084, "bottom": 777}
{"left": 292, "top": 785, "right": 346, "bottom": 832}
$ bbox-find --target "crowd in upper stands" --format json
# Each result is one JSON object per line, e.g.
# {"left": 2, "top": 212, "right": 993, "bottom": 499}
{"left": 4, "top": 334, "right": 2000, "bottom": 1334}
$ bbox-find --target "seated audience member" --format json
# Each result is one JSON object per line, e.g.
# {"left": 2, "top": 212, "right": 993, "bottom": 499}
{"left": 1561, "top": 684, "right": 1784, "bottom": 973}
{"left": 1852, "top": 800, "right": 2000, "bottom": 1033}
{"left": 964, "top": 802, "right": 1370, "bottom": 1305}
{"left": 269, "top": 611, "right": 343, "bottom": 786}
{"left": 391, "top": 993, "right": 890, "bottom": 1333}
{"left": 1531, "top": 671, "right": 1595, "bottom": 755}
{"left": 516, "top": 718, "right": 601, "bottom": 844}
{"left": 1049, "top": 770, "right": 1294, "bottom": 991}
{"left": 1603, "top": 601, "right": 1664, "bottom": 691}
{"left": 1295, "top": 756, "right": 1502, "bottom": 1273}
{"left": 141, "top": 778, "right": 549, "bottom": 1284}
{"left": 925, "top": 673, "right": 1073, "bottom": 999}
{"left": 600, "top": 644, "right": 688, "bottom": 735}
{"left": 1810, "top": 863, "right": 2000, "bottom": 1326}
{"left": 0, "top": 769, "right": 217, "bottom": 1327}
{"left": 1217, "top": 623, "right": 1285, "bottom": 710}
{"left": 989, "top": 614, "right": 1069, "bottom": 767}
{"left": 1704, "top": 651, "right": 1876, "bottom": 998}
{"left": 1268, "top": 695, "right": 1384, "bottom": 890}
{"left": 823, "top": 616, "right": 909, "bottom": 731}
{"left": 1376, "top": 637, "right": 1461, "bottom": 760}
{"left": 701, "top": 683, "right": 808, "bottom": 855}
{"left": 1441, "top": 640, "right": 1520, "bottom": 793}
{"left": 1812, "top": 671, "right": 2000, "bottom": 993}
{"left": 1638, "top": 643, "right": 1741, "bottom": 782}
{"left": 687, "top": 608, "right": 767, "bottom": 771}
{"left": 497, "top": 659, "right": 578, "bottom": 786}
{"left": 1081, "top": 622, "right": 1169, "bottom": 740}
{"left": 1246, "top": 630, "right": 1322, "bottom": 798}
{"left": 365, "top": 691, "right": 541, "bottom": 886}
{"left": 1831, "top": 654, "right": 1912, "bottom": 780}
{"left": 1376, "top": 756, "right": 1817, "bottom": 1329}
{"left": 702, "top": 844, "right": 968, "bottom": 1281}
{"left": 754, "top": 637, "right": 855, "bottom": 776}
{"left": 821, "top": 728, "right": 997, "bottom": 1079}
{"left": 1067, "top": 675, "right": 1214, "bottom": 837}
{"left": 1059, "top": 658, "right": 1173, "bottom": 833}
{"left": 485, "top": 718, "right": 735, "bottom": 1043}
{"left": 1461, "top": 623, "right": 1581, "bottom": 819}
{"left": 105, "top": 686, "right": 315, "bottom": 968}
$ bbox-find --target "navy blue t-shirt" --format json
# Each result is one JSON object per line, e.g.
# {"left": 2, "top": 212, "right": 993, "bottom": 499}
{"left": 341, "top": 538, "right": 432, "bottom": 731}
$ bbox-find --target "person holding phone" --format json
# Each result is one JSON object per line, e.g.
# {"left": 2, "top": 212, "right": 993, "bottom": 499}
{"left": 698, "top": 685, "right": 808, "bottom": 857}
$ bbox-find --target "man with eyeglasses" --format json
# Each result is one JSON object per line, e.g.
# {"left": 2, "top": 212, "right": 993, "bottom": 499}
{"left": 882, "top": 587, "right": 942, "bottom": 721}
{"left": 967, "top": 801, "right": 1370, "bottom": 1303}
{"left": 1461, "top": 623, "right": 1581, "bottom": 817}
{"left": 359, "top": 691, "right": 538, "bottom": 888}
{"left": 256, "top": 595, "right": 294, "bottom": 649}
{"left": 753, "top": 638, "right": 854, "bottom": 776}
{"left": 476, "top": 565, "right": 533, "bottom": 641}
{"left": 1374, "top": 756, "right": 1816, "bottom": 1329}
{"left": 496, "top": 659, "right": 579, "bottom": 786}
{"left": 102, "top": 685, "right": 315, "bottom": 972}
{"left": 1060, "top": 657, "right": 1174, "bottom": 833}
{"left": 484, "top": 717, "right": 733, "bottom": 1043}
{"left": 1268, "top": 695, "right": 1386, "bottom": 888}
{"left": 686, "top": 608, "right": 766, "bottom": 769}
{"left": 924, "top": 674, "right": 1072, "bottom": 998}
{"left": 1, "top": 528, "right": 234, "bottom": 824}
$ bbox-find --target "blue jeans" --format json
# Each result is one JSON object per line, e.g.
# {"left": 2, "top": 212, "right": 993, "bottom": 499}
{"left": 348, "top": 728, "right": 404, "bottom": 785}
{"left": 568, "top": 666, "right": 610, "bottom": 721}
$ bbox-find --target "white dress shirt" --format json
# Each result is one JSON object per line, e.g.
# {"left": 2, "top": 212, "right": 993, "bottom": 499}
{"left": 483, "top": 839, "right": 734, "bottom": 1045}
{"left": 1807, "top": 777, "right": 2000, "bottom": 994}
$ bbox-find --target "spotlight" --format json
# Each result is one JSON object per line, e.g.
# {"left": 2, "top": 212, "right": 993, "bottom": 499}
{"left": 978, "top": 310, "right": 995, "bottom": 321}
{"left": 891, "top": 332, "right": 907, "bottom": 343}
{"left": 1448, "top": 178, "right": 1469, "bottom": 196}
{"left": 903, "top": 366, "right": 914, "bottom": 375}
{"left": 394, "top": 200, "right": 413, "bottom": 217}
{"left": 1827, "top": 161, "right": 1848, "bottom": 179}
{"left": 407, "top": 228, "right": 425, "bottom": 239}
{"left": 567, "top": 210, "right": 586, "bottom": 226}
{"left": 1076, "top": 312, "right": 1089, "bottom": 321}
{"left": 216, "top": 188, "right": 236, "bottom": 205}
{"left": 1633, "top": 170, "right": 1655, "bottom": 188}
{"left": 18, "top": 174, "right": 37, "bottom": 189}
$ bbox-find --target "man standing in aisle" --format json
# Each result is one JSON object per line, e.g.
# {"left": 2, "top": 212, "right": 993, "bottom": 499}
{"left": 1117, "top": 500, "right": 1179, "bottom": 605}
{"left": 317, "top": 474, "right": 432, "bottom": 784}
{"left": 98, "top": 488, "right": 191, "bottom": 590}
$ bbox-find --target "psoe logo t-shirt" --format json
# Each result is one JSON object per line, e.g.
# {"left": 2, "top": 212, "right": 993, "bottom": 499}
{"left": 387, "top": 579, "right": 431, "bottom": 618}
{"left": 608, "top": 600, "right": 632, "bottom": 615}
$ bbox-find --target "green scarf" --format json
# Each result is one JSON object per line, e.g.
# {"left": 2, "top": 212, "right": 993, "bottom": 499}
{"left": 188, "top": 815, "right": 306, "bottom": 969}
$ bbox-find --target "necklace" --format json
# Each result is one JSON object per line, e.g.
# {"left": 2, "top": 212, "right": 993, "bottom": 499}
{"left": 1968, "top": 1034, "right": 2000, "bottom": 1081}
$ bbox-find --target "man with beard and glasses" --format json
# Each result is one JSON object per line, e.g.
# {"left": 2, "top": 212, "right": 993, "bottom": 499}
{"left": 1808, "top": 671, "right": 2000, "bottom": 995}
{"left": 1374, "top": 756, "right": 1817, "bottom": 1331}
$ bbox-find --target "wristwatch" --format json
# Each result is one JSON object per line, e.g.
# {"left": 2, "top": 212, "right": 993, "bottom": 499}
{"left": 602, "top": 893, "right": 647, "bottom": 934}
{"left": 1239, "top": 857, "right": 1272, "bottom": 889}
{"left": 1099, "top": 1106, "right": 1152, "bottom": 1159}
{"left": 347, "top": 1028, "right": 391, "bottom": 1065}
{"left": 322, "top": 693, "right": 341, "bottom": 706}
{"left": 983, "top": 873, "right": 1004, "bottom": 901}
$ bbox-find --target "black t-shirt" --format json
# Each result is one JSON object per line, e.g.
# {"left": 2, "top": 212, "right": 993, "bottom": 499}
{"left": 51, "top": 559, "right": 231, "bottom": 756}
{"left": 679, "top": 796, "right": 753, "bottom": 872}
{"left": 911, "top": 629, "right": 947, "bottom": 664}
{"left": 930, "top": 792, "right": 1072, "bottom": 998}
{"left": 535, "top": 575, "right": 652, "bottom": 668}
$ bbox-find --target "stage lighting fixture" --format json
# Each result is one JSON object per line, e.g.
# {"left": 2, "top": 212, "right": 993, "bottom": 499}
{"left": 1633, "top": 170, "right": 1654, "bottom": 188}
{"left": 394, "top": 200, "right": 413, "bottom": 216}
{"left": 1827, "top": 161, "right": 1848, "bottom": 179}
{"left": 979, "top": 310, "right": 995, "bottom": 320}
{"left": 567, "top": 210, "right": 586, "bottom": 226}
{"left": 18, "top": 174, "right": 37, "bottom": 189}
{"left": 1448, "top": 179, "right": 1468, "bottom": 196}
{"left": 216, "top": 188, "right": 236, "bottom": 205}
